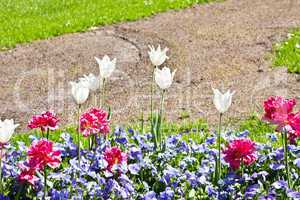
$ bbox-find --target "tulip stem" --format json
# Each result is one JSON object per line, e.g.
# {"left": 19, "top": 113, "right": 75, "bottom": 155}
{"left": 140, "top": 111, "right": 144, "bottom": 134}
{"left": 46, "top": 128, "right": 49, "bottom": 140}
{"left": 43, "top": 167, "right": 47, "bottom": 199}
{"left": 157, "top": 90, "right": 165, "bottom": 151}
{"left": 101, "top": 78, "right": 106, "bottom": 108}
{"left": 35, "top": 129, "right": 39, "bottom": 139}
{"left": 15, "top": 184, "right": 23, "bottom": 200}
{"left": 150, "top": 68, "right": 157, "bottom": 149}
{"left": 216, "top": 113, "right": 223, "bottom": 184}
{"left": 283, "top": 130, "right": 291, "bottom": 188}
{"left": 241, "top": 158, "right": 244, "bottom": 177}
{"left": 93, "top": 93, "right": 97, "bottom": 107}
{"left": 78, "top": 104, "right": 81, "bottom": 167}
{"left": 0, "top": 149, "right": 2, "bottom": 194}
{"left": 88, "top": 135, "right": 91, "bottom": 150}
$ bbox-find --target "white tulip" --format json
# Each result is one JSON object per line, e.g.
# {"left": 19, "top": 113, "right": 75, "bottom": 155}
{"left": 148, "top": 45, "right": 169, "bottom": 66}
{"left": 154, "top": 67, "right": 176, "bottom": 90}
{"left": 95, "top": 55, "right": 117, "bottom": 79}
{"left": 0, "top": 119, "right": 19, "bottom": 144}
{"left": 212, "top": 88, "right": 235, "bottom": 114}
{"left": 79, "top": 73, "right": 99, "bottom": 92}
{"left": 70, "top": 81, "right": 90, "bottom": 105}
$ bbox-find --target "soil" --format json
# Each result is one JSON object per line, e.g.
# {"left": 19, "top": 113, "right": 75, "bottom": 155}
{"left": 1, "top": 0, "right": 300, "bottom": 131}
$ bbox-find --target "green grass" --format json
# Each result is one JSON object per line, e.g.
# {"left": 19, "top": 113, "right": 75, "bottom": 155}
{"left": 238, "top": 114, "right": 279, "bottom": 146}
{"left": 129, "top": 118, "right": 209, "bottom": 143}
{"left": 11, "top": 114, "right": 278, "bottom": 147}
{"left": 273, "top": 29, "right": 300, "bottom": 73}
{"left": 11, "top": 118, "right": 209, "bottom": 147}
{"left": 0, "top": 0, "right": 214, "bottom": 49}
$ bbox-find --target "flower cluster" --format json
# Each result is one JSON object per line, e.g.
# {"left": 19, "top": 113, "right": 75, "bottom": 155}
{"left": 27, "top": 139, "right": 61, "bottom": 169}
{"left": 18, "top": 159, "right": 40, "bottom": 185}
{"left": 104, "top": 146, "right": 127, "bottom": 172}
{"left": 80, "top": 108, "right": 110, "bottom": 137}
{"left": 28, "top": 111, "right": 59, "bottom": 132}
{"left": 0, "top": 125, "right": 299, "bottom": 199}
{"left": 263, "top": 96, "right": 300, "bottom": 143}
{"left": 223, "top": 138, "right": 256, "bottom": 169}
{"left": 263, "top": 96, "right": 296, "bottom": 129}
{"left": 18, "top": 139, "right": 61, "bottom": 185}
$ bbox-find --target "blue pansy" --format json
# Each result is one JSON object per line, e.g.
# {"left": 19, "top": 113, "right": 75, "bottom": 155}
{"left": 245, "top": 184, "right": 260, "bottom": 199}
{"left": 159, "top": 187, "right": 174, "bottom": 200}
{"left": 142, "top": 191, "right": 157, "bottom": 200}
{"left": 128, "top": 163, "right": 141, "bottom": 175}
{"left": 287, "top": 190, "right": 300, "bottom": 199}
{"left": 294, "top": 158, "right": 300, "bottom": 168}
{"left": 0, "top": 194, "right": 10, "bottom": 200}
{"left": 185, "top": 171, "right": 198, "bottom": 187}
{"left": 207, "top": 186, "right": 217, "bottom": 197}
{"left": 272, "top": 180, "right": 288, "bottom": 190}
{"left": 237, "top": 130, "right": 250, "bottom": 137}
{"left": 50, "top": 189, "right": 69, "bottom": 200}
{"left": 129, "top": 147, "right": 143, "bottom": 161}
{"left": 205, "top": 136, "right": 215, "bottom": 145}
{"left": 267, "top": 133, "right": 278, "bottom": 142}
{"left": 115, "top": 137, "right": 128, "bottom": 145}
{"left": 163, "top": 166, "right": 180, "bottom": 184}
{"left": 113, "top": 126, "right": 126, "bottom": 137}
{"left": 251, "top": 171, "right": 268, "bottom": 182}
{"left": 269, "top": 163, "right": 285, "bottom": 170}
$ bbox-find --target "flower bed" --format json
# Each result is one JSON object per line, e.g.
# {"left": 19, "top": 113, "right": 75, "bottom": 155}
{"left": 1, "top": 119, "right": 300, "bottom": 199}
{"left": 1, "top": 45, "right": 300, "bottom": 199}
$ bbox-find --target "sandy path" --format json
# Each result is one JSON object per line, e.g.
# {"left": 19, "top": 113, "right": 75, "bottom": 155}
{"left": 1, "top": 0, "right": 300, "bottom": 130}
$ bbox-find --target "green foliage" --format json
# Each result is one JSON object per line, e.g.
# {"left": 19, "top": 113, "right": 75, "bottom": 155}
{"left": 273, "top": 30, "right": 300, "bottom": 73}
{"left": 179, "top": 110, "right": 190, "bottom": 120}
{"left": 12, "top": 113, "right": 281, "bottom": 147}
{"left": 0, "top": 0, "right": 213, "bottom": 49}
{"left": 11, "top": 126, "right": 73, "bottom": 146}
{"left": 129, "top": 117, "right": 209, "bottom": 143}
{"left": 238, "top": 114, "right": 280, "bottom": 146}
{"left": 11, "top": 118, "right": 209, "bottom": 147}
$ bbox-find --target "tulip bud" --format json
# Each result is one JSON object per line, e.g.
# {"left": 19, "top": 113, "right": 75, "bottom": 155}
{"left": 0, "top": 119, "right": 19, "bottom": 145}
{"left": 70, "top": 81, "right": 90, "bottom": 105}
{"left": 154, "top": 67, "right": 176, "bottom": 90}
{"left": 148, "top": 45, "right": 169, "bottom": 67}
{"left": 95, "top": 55, "right": 116, "bottom": 79}
{"left": 212, "top": 88, "right": 235, "bottom": 114}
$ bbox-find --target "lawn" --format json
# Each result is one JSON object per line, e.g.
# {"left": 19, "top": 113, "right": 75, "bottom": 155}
{"left": 0, "top": 0, "right": 213, "bottom": 49}
{"left": 273, "top": 29, "right": 300, "bottom": 73}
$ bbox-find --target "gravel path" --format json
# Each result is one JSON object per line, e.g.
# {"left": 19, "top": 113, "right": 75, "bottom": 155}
{"left": 1, "top": 0, "right": 300, "bottom": 130}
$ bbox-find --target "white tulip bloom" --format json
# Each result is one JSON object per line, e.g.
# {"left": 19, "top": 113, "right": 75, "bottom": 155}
{"left": 95, "top": 55, "right": 117, "bottom": 79}
{"left": 148, "top": 45, "right": 169, "bottom": 66}
{"left": 154, "top": 67, "right": 176, "bottom": 90}
{"left": 70, "top": 81, "right": 90, "bottom": 105}
{"left": 212, "top": 88, "right": 235, "bottom": 114}
{"left": 0, "top": 119, "right": 19, "bottom": 144}
{"left": 79, "top": 73, "right": 99, "bottom": 92}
